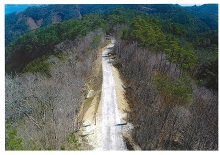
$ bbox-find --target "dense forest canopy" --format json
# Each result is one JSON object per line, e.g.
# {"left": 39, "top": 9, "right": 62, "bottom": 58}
{"left": 5, "top": 4, "right": 218, "bottom": 45}
{"left": 5, "top": 4, "right": 218, "bottom": 91}
{"left": 6, "top": 13, "right": 108, "bottom": 73}
{"left": 184, "top": 4, "right": 218, "bottom": 30}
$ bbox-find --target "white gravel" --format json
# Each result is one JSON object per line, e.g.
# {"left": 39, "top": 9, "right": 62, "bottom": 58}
{"left": 100, "top": 38, "right": 127, "bottom": 150}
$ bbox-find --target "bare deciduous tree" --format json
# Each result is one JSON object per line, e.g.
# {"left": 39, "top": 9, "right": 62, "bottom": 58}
{"left": 114, "top": 38, "right": 218, "bottom": 150}
{"left": 5, "top": 29, "right": 106, "bottom": 150}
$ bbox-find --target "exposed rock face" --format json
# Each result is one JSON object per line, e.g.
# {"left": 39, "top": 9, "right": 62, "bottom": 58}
{"left": 36, "top": 18, "right": 43, "bottom": 27}
{"left": 6, "top": 5, "right": 82, "bottom": 45}
{"left": 25, "top": 17, "right": 43, "bottom": 30}
{"left": 52, "top": 13, "right": 63, "bottom": 24}
{"left": 26, "top": 17, "right": 39, "bottom": 30}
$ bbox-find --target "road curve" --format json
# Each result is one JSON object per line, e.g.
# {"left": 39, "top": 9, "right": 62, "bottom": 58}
{"left": 101, "top": 38, "right": 127, "bottom": 150}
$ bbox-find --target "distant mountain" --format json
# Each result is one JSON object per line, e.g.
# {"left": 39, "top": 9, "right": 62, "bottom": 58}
{"left": 5, "top": 5, "right": 81, "bottom": 46}
{"left": 5, "top": 4, "right": 122, "bottom": 46}
{"left": 5, "top": 4, "right": 218, "bottom": 46}
{"left": 5, "top": 4, "right": 43, "bottom": 14}
{"left": 184, "top": 4, "right": 218, "bottom": 14}
{"left": 183, "top": 4, "right": 218, "bottom": 30}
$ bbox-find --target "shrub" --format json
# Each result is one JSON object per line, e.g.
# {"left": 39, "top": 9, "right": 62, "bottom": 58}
{"left": 22, "top": 55, "right": 52, "bottom": 77}
{"left": 5, "top": 123, "right": 23, "bottom": 150}
{"left": 65, "top": 132, "right": 80, "bottom": 150}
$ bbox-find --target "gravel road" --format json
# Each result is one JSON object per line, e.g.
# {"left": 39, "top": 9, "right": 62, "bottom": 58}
{"left": 101, "top": 38, "right": 127, "bottom": 150}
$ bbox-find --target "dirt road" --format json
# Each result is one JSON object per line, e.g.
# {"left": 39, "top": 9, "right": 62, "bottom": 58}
{"left": 79, "top": 38, "right": 130, "bottom": 150}
{"left": 101, "top": 38, "right": 127, "bottom": 150}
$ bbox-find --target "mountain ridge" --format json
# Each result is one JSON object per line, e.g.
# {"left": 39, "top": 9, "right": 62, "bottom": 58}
{"left": 5, "top": 4, "right": 218, "bottom": 46}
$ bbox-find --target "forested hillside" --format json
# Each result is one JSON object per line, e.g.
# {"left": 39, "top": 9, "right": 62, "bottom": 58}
{"left": 6, "top": 13, "right": 108, "bottom": 74}
{"left": 183, "top": 4, "right": 218, "bottom": 30}
{"left": 6, "top": 27, "right": 106, "bottom": 150}
{"left": 111, "top": 5, "right": 218, "bottom": 149}
{"left": 5, "top": 4, "right": 218, "bottom": 150}
{"left": 5, "top": 4, "right": 121, "bottom": 46}
{"left": 6, "top": 4, "right": 218, "bottom": 46}
{"left": 5, "top": 5, "right": 80, "bottom": 46}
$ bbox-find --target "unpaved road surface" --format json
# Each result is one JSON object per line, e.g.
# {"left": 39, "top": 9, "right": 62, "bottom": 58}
{"left": 80, "top": 38, "right": 129, "bottom": 150}
{"left": 101, "top": 38, "right": 127, "bottom": 150}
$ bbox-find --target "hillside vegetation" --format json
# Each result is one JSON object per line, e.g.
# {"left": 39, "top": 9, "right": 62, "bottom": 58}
{"left": 6, "top": 13, "right": 108, "bottom": 74}
{"left": 5, "top": 4, "right": 121, "bottom": 46}
{"left": 6, "top": 30, "right": 106, "bottom": 150}
{"left": 5, "top": 4, "right": 218, "bottom": 150}
{"left": 111, "top": 6, "right": 218, "bottom": 149}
